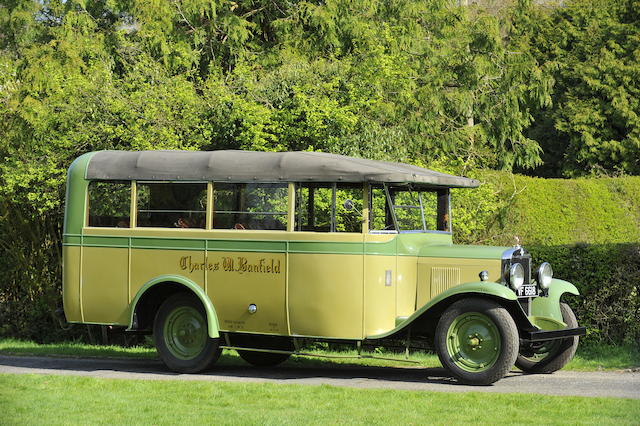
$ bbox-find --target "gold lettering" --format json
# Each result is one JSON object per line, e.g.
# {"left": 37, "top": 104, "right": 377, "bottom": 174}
{"left": 179, "top": 256, "right": 188, "bottom": 270}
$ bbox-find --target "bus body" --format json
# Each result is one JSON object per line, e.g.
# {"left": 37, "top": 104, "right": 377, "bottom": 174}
{"left": 63, "top": 150, "right": 585, "bottom": 384}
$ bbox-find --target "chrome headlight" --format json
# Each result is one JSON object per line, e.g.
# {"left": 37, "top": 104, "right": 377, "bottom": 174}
{"left": 509, "top": 263, "right": 525, "bottom": 290}
{"left": 537, "top": 262, "right": 553, "bottom": 289}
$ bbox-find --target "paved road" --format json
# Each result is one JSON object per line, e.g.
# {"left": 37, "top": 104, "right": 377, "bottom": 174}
{"left": 1, "top": 354, "right": 638, "bottom": 399}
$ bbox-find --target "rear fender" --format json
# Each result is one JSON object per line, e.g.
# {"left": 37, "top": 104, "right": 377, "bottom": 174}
{"left": 128, "top": 275, "right": 220, "bottom": 338}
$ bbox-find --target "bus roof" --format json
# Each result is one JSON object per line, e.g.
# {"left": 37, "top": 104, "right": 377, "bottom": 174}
{"left": 84, "top": 150, "right": 479, "bottom": 188}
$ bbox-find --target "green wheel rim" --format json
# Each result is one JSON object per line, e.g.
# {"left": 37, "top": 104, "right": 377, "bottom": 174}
{"left": 446, "top": 312, "right": 501, "bottom": 372}
{"left": 163, "top": 306, "right": 207, "bottom": 360}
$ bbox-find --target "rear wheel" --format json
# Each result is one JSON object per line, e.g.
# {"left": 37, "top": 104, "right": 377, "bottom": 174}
{"left": 516, "top": 303, "right": 579, "bottom": 374}
{"left": 154, "top": 293, "right": 221, "bottom": 373}
{"left": 237, "top": 350, "right": 291, "bottom": 366}
{"left": 435, "top": 298, "right": 519, "bottom": 385}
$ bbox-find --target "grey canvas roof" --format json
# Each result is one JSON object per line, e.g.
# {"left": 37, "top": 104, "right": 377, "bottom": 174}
{"left": 85, "top": 150, "right": 479, "bottom": 188}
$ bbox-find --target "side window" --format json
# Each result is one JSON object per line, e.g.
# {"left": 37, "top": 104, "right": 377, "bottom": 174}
{"left": 213, "top": 183, "right": 287, "bottom": 230}
{"left": 136, "top": 183, "right": 207, "bottom": 228}
{"left": 296, "top": 185, "right": 332, "bottom": 232}
{"left": 295, "top": 184, "right": 362, "bottom": 233}
{"left": 369, "top": 186, "right": 391, "bottom": 231}
{"left": 87, "top": 181, "right": 131, "bottom": 227}
{"left": 370, "top": 185, "right": 441, "bottom": 232}
{"left": 336, "top": 187, "right": 362, "bottom": 232}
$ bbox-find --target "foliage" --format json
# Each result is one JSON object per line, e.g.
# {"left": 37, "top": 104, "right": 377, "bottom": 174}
{"left": 529, "top": 244, "right": 640, "bottom": 347}
{"left": 517, "top": 0, "right": 640, "bottom": 177}
{"left": 457, "top": 172, "right": 640, "bottom": 246}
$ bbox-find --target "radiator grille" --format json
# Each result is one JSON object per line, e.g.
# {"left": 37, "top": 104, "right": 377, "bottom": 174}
{"left": 430, "top": 267, "right": 461, "bottom": 298}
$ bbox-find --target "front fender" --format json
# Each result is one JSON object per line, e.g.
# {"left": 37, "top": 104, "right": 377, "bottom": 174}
{"left": 530, "top": 279, "right": 580, "bottom": 325}
{"left": 367, "top": 281, "right": 517, "bottom": 339}
{"left": 128, "top": 275, "right": 220, "bottom": 338}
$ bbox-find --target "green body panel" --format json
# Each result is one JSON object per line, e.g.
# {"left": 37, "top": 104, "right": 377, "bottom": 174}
{"left": 530, "top": 279, "right": 580, "bottom": 325}
{"left": 395, "top": 233, "right": 453, "bottom": 256}
{"left": 64, "top": 231, "right": 508, "bottom": 259}
{"left": 128, "top": 275, "right": 220, "bottom": 338}
{"left": 419, "top": 244, "right": 509, "bottom": 259}
{"left": 64, "top": 152, "right": 96, "bottom": 235}
{"left": 367, "top": 281, "right": 517, "bottom": 339}
{"left": 529, "top": 316, "right": 566, "bottom": 330}
{"left": 63, "top": 232, "right": 457, "bottom": 256}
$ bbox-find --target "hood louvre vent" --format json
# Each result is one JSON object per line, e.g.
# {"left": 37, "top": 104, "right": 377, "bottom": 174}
{"left": 431, "top": 267, "right": 461, "bottom": 298}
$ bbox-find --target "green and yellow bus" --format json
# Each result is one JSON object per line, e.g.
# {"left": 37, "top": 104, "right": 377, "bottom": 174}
{"left": 63, "top": 150, "right": 584, "bottom": 384}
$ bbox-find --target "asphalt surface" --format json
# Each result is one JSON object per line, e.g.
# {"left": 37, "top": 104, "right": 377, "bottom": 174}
{"left": 0, "top": 354, "right": 638, "bottom": 399}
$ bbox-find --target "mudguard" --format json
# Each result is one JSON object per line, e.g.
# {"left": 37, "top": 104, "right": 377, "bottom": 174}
{"left": 530, "top": 279, "right": 580, "bottom": 325}
{"left": 128, "top": 275, "right": 220, "bottom": 338}
{"left": 367, "top": 281, "right": 517, "bottom": 339}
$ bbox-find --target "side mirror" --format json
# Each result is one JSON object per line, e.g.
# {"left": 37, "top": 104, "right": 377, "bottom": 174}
{"left": 343, "top": 199, "right": 354, "bottom": 211}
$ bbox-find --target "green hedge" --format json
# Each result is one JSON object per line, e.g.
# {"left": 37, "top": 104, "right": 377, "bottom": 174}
{"left": 529, "top": 244, "right": 640, "bottom": 346}
{"left": 473, "top": 173, "right": 640, "bottom": 246}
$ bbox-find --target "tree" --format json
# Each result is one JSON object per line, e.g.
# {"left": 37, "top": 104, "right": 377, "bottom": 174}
{"left": 520, "top": 0, "right": 640, "bottom": 177}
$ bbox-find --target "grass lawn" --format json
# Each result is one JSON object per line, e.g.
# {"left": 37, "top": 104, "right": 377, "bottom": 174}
{"left": 1, "top": 373, "right": 639, "bottom": 425}
{"left": 0, "top": 338, "right": 638, "bottom": 371}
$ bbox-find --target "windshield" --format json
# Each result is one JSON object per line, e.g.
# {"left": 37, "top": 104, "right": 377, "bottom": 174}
{"left": 370, "top": 185, "right": 450, "bottom": 233}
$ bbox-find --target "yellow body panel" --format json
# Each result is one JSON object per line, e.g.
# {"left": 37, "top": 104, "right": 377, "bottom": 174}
{"left": 206, "top": 251, "right": 287, "bottom": 334}
{"left": 288, "top": 253, "right": 364, "bottom": 339}
{"left": 81, "top": 247, "right": 129, "bottom": 324}
{"left": 396, "top": 256, "right": 418, "bottom": 317}
{"left": 130, "top": 249, "right": 206, "bottom": 299}
{"left": 62, "top": 246, "right": 82, "bottom": 322}
{"left": 363, "top": 255, "right": 396, "bottom": 336}
{"left": 416, "top": 257, "right": 502, "bottom": 307}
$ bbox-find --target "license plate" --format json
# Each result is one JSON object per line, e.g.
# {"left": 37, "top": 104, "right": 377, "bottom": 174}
{"left": 517, "top": 285, "right": 537, "bottom": 297}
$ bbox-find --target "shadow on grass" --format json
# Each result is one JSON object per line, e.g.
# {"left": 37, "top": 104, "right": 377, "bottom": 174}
{"left": 0, "top": 346, "right": 470, "bottom": 386}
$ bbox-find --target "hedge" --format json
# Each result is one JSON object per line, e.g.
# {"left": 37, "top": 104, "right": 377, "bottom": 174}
{"left": 529, "top": 244, "right": 640, "bottom": 346}
{"left": 462, "top": 172, "right": 640, "bottom": 246}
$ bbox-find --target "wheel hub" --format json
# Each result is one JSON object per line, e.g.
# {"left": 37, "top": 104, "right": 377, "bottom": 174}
{"left": 164, "top": 306, "right": 207, "bottom": 360}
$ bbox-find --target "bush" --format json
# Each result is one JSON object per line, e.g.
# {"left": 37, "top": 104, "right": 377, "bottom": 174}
{"left": 529, "top": 244, "right": 640, "bottom": 347}
{"left": 473, "top": 172, "right": 640, "bottom": 246}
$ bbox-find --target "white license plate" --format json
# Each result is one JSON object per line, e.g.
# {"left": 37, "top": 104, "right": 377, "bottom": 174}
{"left": 518, "top": 285, "right": 537, "bottom": 297}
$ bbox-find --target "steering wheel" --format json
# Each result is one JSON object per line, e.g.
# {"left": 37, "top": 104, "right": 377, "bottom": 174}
{"left": 233, "top": 223, "right": 246, "bottom": 230}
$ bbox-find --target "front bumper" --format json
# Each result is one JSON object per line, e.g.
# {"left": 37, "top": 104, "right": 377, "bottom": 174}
{"left": 521, "top": 326, "right": 586, "bottom": 342}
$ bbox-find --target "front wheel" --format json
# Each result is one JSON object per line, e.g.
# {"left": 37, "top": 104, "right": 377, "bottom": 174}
{"left": 435, "top": 298, "right": 519, "bottom": 385}
{"left": 154, "top": 293, "right": 221, "bottom": 373}
{"left": 516, "top": 303, "right": 579, "bottom": 374}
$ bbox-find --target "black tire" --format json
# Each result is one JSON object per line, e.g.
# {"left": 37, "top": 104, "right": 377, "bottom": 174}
{"left": 515, "top": 303, "right": 579, "bottom": 374}
{"left": 435, "top": 298, "right": 519, "bottom": 385}
{"left": 153, "top": 293, "right": 221, "bottom": 373}
{"left": 237, "top": 350, "right": 291, "bottom": 367}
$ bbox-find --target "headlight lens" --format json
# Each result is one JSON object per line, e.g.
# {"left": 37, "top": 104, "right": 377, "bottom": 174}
{"left": 509, "top": 263, "right": 525, "bottom": 290}
{"left": 537, "top": 262, "right": 553, "bottom": 289}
